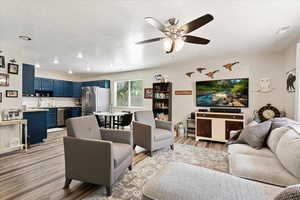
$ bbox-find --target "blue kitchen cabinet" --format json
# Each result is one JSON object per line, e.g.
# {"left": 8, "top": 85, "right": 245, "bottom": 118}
{"left": 53, "top": 80, "right": 64, "bottom": 97}
{"left": 41, "top": 78, "right": 53, "bottom": 91}
{"left": 22, "top": 64, "right": 35, "bottom": 96}
{"left": 81, "top": 80, "right": 110, "bottom": 88}
{"left": 65, "top": 107, "right": 82, "bottom": 120}
{"left": 23, "top": 111, "right": 47, "bottom": 144}
{"left": 34, "top": 77, "right": 42, "bottom": 91}
{"left": 63, "top": 81, "right": 73, "bottom": 97}
{"left": 72, "top": 82, "right": 82, "bottom": 98}
{"left": 47, "top": 108, "right": 57, "bottom": 129}
{"left": 104, "top": 80, "right": 110, "bottom": 88}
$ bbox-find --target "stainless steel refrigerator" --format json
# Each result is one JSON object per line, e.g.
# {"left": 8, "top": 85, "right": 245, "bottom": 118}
{"left": 81, "top": 86, "right": 110, "bottom": 115}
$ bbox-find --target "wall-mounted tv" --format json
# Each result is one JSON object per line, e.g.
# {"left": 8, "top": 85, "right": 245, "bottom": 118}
{"left": 196, "top": 78, "right": 249, "bottom": 107}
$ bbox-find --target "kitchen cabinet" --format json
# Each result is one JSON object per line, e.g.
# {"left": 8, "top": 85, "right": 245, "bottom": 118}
{"left": 81, "top": 80, "right": 110, "bottom": 88}
{"left": 34, "top": 77, "right": 42, "bottom": 91}
{"left": 72, "top": 82, "right": 82, "bottom": 98}
{"left": 65, "top": 107, "right": 82, "bottom": 120}
{"left": 41, "top": 78, "right": 53, "bottom": 91}
{"left": 23, "top": 111, "right": 47, "bottom": 144}
{"left": 47, "top": 108, "right": 57, "bottom": 129}
{"left": 22, "top": 64, "right": 35, "bottom": 96}
{"left": 53, "top": 80, "right": 64, "bottom": 97}
{"left": 63, "top": 81, "right": 73, "bottom": 97}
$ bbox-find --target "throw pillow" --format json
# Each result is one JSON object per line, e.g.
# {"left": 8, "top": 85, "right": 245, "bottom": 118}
{"left": 236, "top": 120, "right": 272, "bottom": 149}
{"left": 274, "top": 184, "right": 300, "bottom": 200}
{"left": 226, "top": 130, "right": 241, "bottom": 145}
{"left": 271, "top": 118, "right": 300, "bottom": 131}
{"left": 267, "top": 126, "right": 289, "bottom": 153}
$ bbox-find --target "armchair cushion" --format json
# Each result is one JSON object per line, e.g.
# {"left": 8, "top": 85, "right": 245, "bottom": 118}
{"left": 113, "top": 143, "right": 132, "bottom": 168}
{"left": 155, "top": 120, "right": 172, "bottom": 131}
{"left": 134, "top": 111, "right": 156, "bottom": 127}
{"left": 154, "top": 128, "right": 173, "bottom": 142}
{"left": 66, "top": 115, "right": 101, "bottom": 140}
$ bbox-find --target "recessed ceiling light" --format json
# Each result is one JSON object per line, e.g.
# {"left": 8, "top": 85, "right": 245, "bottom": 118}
{"left": 19, "top": 35, "right": 32, "bottom": 41}
{"left": 86, "top": 67, "right": 91, "bottom": 71}
{"left": 277, "top": 26, "right": 291, "bottom": 34}
{"left": 53, "top": 58, "right": 59, "bottom": 64}
{"left": 77, "top": 52, "right": 83, "bottom": 59}
{"left": 35, "top": 63, "right": 40, "bottom": 68}
{"left": 68, "top": 69, "right": 73, "bottom": 74}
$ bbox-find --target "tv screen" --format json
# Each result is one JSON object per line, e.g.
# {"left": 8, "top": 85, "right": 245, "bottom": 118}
{"left": 196, "top": 78, "right": 249, "bottom": 107}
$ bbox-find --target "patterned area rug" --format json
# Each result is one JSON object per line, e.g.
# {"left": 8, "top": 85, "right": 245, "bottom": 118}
{"left": 84, "top": 144, "right": 227, "bottom": 200}
{"left": 83, "top": 144, "right": 281, "bottom": 200}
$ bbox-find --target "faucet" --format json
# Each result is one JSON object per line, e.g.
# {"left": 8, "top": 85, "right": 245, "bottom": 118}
{"left": 37, "top": 97, "right": 42, "bottom": 108}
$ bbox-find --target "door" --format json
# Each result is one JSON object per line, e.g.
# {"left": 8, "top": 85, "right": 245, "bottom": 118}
{"left": 225, "top": 121, "right": 244, "bottom": 140}
{"left": 197, "top": 118, "right": 212, "bottom": 138}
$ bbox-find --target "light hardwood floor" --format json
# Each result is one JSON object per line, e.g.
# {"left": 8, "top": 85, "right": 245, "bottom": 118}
{"left": 0, "top": 130, "right": 226, "bottom": 200}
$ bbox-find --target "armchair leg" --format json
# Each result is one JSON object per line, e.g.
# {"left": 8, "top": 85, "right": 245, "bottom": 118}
{"left": 170, "top": 144, "right": 174, "bottom": 150}
{"left": 106, "top": 186, "right": 112, "bottom": 196}
{"left": 148, "top": 151, "right": 153, "bottom": 157}
{"left": 128, "top": 164, "right": 132, "bottom": 171}
{"left": 63, "top": 178, "right": 72, "bottom": 189}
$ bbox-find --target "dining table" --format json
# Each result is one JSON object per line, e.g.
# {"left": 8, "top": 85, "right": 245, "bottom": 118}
{"left": 94, "top": 111, "right": 126, "bottom": 129}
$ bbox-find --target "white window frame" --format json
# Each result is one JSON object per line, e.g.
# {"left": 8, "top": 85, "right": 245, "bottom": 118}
{"left": 114, "top": 79, "right": 144, "bottom": 108}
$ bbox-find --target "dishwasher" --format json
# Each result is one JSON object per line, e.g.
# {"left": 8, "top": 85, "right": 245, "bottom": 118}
{"left": 57, "top": 108, "right": 66, "bottom": 126}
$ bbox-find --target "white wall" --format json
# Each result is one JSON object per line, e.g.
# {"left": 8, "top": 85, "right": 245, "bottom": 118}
{"left": 81, "top": 53, "right": 287, "bottom": 124}
{"left": 35, "top": 69, "right": 82, "bottom": 82}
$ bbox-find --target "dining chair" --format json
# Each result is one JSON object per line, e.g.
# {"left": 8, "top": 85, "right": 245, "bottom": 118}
{"left": 115, "top": 113, "right": 133, "bottom": 129}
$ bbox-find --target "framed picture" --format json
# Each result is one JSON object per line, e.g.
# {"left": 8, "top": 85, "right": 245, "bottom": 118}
{"left": 0, "top": 73, "right": 9, "bottom": 86}
{"left": 0, "top": 56, "right": 5, "bottom": 68}
{"left": 6, "top": 90, "right": 18, "bottom": 98}
{"left": 144, "top": 88, "right": 153, "bottom": 99}
{"left": 8, "top": 63, "right": 19, "bottom": 74}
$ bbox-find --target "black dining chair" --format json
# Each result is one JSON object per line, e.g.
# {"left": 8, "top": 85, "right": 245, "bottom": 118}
{"left": 115, "top": 113, "right": 133, "bottom": 129}
{"left": 95, "top": 115, "right": 110, "bottom": 128}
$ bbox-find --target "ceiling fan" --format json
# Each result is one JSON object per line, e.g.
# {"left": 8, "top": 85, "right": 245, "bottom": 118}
{"left": 136, "top": 14, "right": 214, "bottom": 54}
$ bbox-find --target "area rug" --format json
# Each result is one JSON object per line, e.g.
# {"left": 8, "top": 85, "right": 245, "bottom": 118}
{"left": 83, "top": 144, "right": 281, "bottom": 200}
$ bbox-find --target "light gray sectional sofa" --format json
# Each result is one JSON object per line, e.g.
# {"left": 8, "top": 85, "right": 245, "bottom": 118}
{"left": 229, "top": 123, "right": 300, "bottom": 187}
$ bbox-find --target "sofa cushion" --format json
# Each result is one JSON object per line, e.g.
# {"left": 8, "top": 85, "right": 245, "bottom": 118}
{"left": 228, "top": 144, "right": 274, "bottom": 157}
{"left": 229, "top": 153, "right": 300, "bottom": 186}
{"left": 134, "top": 111, "right": 156, "bottom": 127}
{"left": 66, "top": 115, "right": 101, "bottom": 140}
{"left": 154, "top": 128, "right": 173, "bottom": 142}
{"left": 143, "top": 162, "right": 266, "bottom": 200}
{"left": 274, "top": 184, "right": 300, "bottom": 200}
{"left": 113, "top": 143, "right": 132, "bottom": 168}
{"left": 276, "top": 127, "right": 300, "bottom": 178}
{"left": 271, "top": 118, "right": 300, "bottom": 131}
{"left": 236, "top": 120, "right": 272, "bottom": 149}
{"left": 267, "top": 126, "right": 289, "bottom": 153}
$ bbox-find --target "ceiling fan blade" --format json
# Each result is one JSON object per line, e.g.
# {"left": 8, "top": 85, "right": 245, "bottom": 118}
{"left": 182, "top": 35, "right": 210, "bottom": 45}
{"left": 136, "top": 37, "right": 165, "bottom": 44}
{"left": 145, "top": 17, "right": 166, "bottom": 33}
{"left": 180, "top": 14, "right": 214, "bottom": 34}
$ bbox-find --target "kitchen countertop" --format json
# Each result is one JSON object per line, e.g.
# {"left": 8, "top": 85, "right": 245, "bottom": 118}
{"left": 27, "top": 106, "right": 82, "bottom": 109}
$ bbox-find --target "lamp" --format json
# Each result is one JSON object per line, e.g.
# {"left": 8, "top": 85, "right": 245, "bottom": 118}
{"left": 163, "top": 37, "right": 184, "bottom": 53}
{"left": 174, "top": 37, "right": 184, "bottom": 52}
{"left": 163, "top": 38, "right": 172, "bottom": 52}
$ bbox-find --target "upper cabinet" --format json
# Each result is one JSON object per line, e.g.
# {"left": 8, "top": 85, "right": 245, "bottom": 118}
{"left": 72, "top": 82, "right": 82, "bottom": 98}
{"left": 22, "top": 64, "right": 35, "bottom": 96}
{"left": 53, "top": 80, "right": 64, "bottom": 97}
{"left": 82, "top": 80, "right": 110, "bottom": 88}
{"left": 63, "top": 81, "right": 73, "bottom": 97}
{"left": 34, "top": 78, "right": 53, "bottom": 91}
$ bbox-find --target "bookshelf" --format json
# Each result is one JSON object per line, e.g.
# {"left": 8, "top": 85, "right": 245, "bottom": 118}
{"left": 152, "top": 82, "right": 172, "bottom": 121}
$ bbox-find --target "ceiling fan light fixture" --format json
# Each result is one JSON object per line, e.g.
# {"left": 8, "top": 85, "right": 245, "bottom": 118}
{"left": 163, "top": 38, "right": 173, "bottom": 52}
{"left": 174, "top": 38, "right": 184, "bottom": 52}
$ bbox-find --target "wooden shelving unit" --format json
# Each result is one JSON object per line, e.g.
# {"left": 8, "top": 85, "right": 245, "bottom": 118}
{"left": 152, "top": 82, "right": 172, "bottom": 121}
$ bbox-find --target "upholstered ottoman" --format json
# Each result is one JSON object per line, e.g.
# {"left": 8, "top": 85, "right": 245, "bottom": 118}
{"left": 142, "top": 162, "right": 266, "bottom": 200}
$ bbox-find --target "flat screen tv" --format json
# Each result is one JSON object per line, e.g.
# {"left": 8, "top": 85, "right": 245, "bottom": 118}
{"left": 196, "top": 78, "right": 249, "bottom": 107}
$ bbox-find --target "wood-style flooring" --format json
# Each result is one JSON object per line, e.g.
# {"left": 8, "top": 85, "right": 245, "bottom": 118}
{"left": 0, "top": 130, "right": 226, "bottom": 200}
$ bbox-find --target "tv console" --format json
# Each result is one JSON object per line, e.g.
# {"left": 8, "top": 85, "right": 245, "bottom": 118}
{"left": 210, "top": 108, "right": 241, "bottom": 113}
{"left": 195, "top": 112, "right": 245, "bottom": 142}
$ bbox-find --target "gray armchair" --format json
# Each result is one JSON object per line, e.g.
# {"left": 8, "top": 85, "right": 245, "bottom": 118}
{"left": 132, "top": 111, "right": 174, "bottom": 156}
{"left": 63, "top": 115, "right": 133, "bottom": 196}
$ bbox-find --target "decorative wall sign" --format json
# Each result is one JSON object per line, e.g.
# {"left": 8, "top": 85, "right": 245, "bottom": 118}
{"left": 0, "top": 56, "right": 5, "bottom": 68}
{"left": 175, "top": 90, "right": 192, "bottom": 95}
{"left": 8, "top": 63, "right": 19, "bottom": 74}
{"left": 144, "top": 88, "right": 153, "bottom": 99}
{"left": 0, "top": 73, "right": 9, "bottom": 86}
{"left": 6, "top": 90, "right": 18, "bottom": 98}
{"left": 286, "top": 68, "right": 296, "bottom": 93}
{"left": 255, "top": 78, "right": 274, "bottom": 93}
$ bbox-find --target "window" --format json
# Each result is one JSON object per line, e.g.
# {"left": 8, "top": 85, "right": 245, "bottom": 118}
{"left": 115, "top": 80, "right": 143, "bottom": 107}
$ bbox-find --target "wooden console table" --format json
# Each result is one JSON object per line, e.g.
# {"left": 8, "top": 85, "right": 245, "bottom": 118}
{"left": 195, "top": 112, "right": 245, "bottom": 142}
{"left": 0, "top": 119, "right": 28, "bottom": 154}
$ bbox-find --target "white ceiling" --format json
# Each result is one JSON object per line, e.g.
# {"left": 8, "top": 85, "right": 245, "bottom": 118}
{"left": 1, "top": 0, "right": 300, "bottom": 74}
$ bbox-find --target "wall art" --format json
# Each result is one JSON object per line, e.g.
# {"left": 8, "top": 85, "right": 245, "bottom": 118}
{"left": 144, "top": 88, "right": 153, "bottom": 99}
{"left": 286, "top": 68, "right": 296, "bottom": 93}
{"left": 0, "top": 56, "right": 5, "bottom": 68}
{"left": 0, "top": 73, "right": 9, "bottom": 86}
{"left": 175, "top": 90, "right": 192, "bottom": 95}
{"left": 6, "top": 90, "right": 18, "bottom": 98}
{"left": 8, "top": 63, "right": 19, "bottom": 74}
